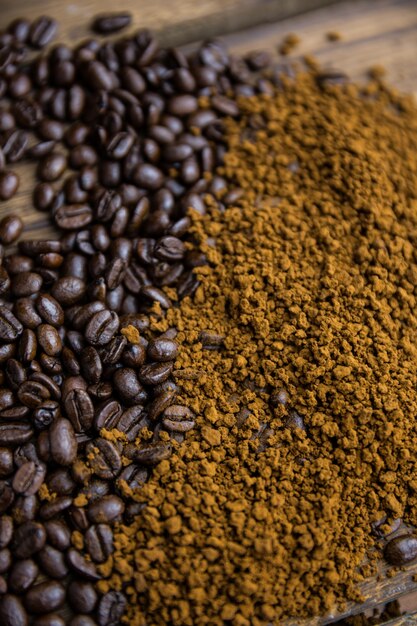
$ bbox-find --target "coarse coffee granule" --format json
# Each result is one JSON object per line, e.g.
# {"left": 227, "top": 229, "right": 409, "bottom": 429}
{"left": 101, "top": 73, "right": 417, "bottom": 625}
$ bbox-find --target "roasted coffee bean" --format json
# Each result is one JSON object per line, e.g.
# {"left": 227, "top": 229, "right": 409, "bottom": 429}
{"left": 162, "top": 404, "right": 195, "bottom": 432}
{"left": 2, "top": 130, "right": 28, "bottom": 162}
{"left": 68, "top": 580, "right": 97, "bottom": 613}
{"left": 29, "top": 16, "right": 57, "bottom": 48}
{"left": 37, "top": 545, "right": 68, "bottom": 579}
{"left": 12, "top": 461, "right": 46, "bottom": 495}
{"left": 0, "top": 548, "right": 11, "bottom": 573}
{"left": 80, "top": 346, "right": 102, "bottom": 384}
{"left": 64, "top": 388, "right": 94, "bottom": 432}
{"left": 0, "top": 516, "right": 13, "bottom": 548}
{"left": 24, "top": 581, "right": 65, "bottom": 613}
{"left": 12, "top": 521, "right": 46, "bottom": 558}
{"left": 51, "top": 276, "right": 86, "bottom": 305}
{"left": 33, "top": 184, "right": 55, "bottom": 212}
{"left": 138, "top": 361, "right": 174, "bottom": 385}
{"left": 0, "top": 422, "right": 33, "bottom": 446}
{"left": 0, "top": 215, "right": 23, "bottom": 244}
{"left": 66, "top": 548, "right": 100, "bottom": 581}
{"left": 86, "top": 438, "right": 122, "bottom": 479}
{"left": 0, "top": 344, "right": 17, "bottom": 364}
{"left": 113, "top": 367, "right": 146, "bottom": 404}
{"left": 0, "top": 267, "right": 10, "bottom": 295}
{"left": 37, "top": 324, "right": 62, "bottom": 356}
{"left": 18, "top": 380, "right": 50, "bottom": 409}
{"left": 34, "top": 400, "right": 61, "bottom": 432}
{"left": 148, "top": 389, "right": 176, "bottom": 421}
{"left": 9, "top": 559, "right": 39, "bottom": 593}
{"left": 133, "top": 163, "right": 164, "bottom": 190}
{"left": 92, "top": 12, "right": 132, "bottom": 33}
{"left": 54, "top": 204, "right": 93, "bottom": 230}
{"left": 11, "top": 272, "right": 43, "bottom": 297}
{"left": 125, "top": 441, "right": 172, "bottom": 465}
{"left": 46, "top": 467, "right": 75, "bottom": 496}
{"left": 14, "top": 298, "right": 43, "bottom": 329}
{"left": 19, "top": 329, "right": 37, "bottom": 363}
{"left": 97, "top": 591, "right": 127, "bottom": 626}
{"left": 12, "top": 494, "right": 39, "bottom": 524}
{"left": 85, "top": 524, "right": 113, "bottom": 563}
{"left": 0, "top": 594, "right": 28, "bottom": 626}
{"left": 85, "top": 309, "right": 119, "bottom": 346}
{"left": 384, "top": 534, "right": 417, "bottom": 565}
{"left": 39, "top": 496, "right": 72, "bottom": 520}
{"left": 0, "top": 305, "right": 22, "bottom": 341}
{"left": 44, "top": 520, "right": 70, "bottom": 551}
{"left": 49, "top": 418, "right": 77, "bottom": 465}
{"left": 94, "top": 399, "right": 123, "bottom": 431}
{"left": 87, "top": 495, "right": 125, "bottom": 524}
{"left": 36, "top": 294, "right": 64, "bottom": 327}
{"left": 0, "top": 449, "right": 14, "bottom": 478}
{"left": 147, "top": 337, "right": 179, "bottom": 362}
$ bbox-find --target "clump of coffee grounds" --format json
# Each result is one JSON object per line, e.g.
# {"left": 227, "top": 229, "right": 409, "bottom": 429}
{"left": 101, "top": 73, "right": 417, "bottom": 625}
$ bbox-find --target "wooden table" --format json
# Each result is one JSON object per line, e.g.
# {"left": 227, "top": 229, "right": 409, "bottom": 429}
{"left": 1, "top": 0, "right": 417, "bottom": 624}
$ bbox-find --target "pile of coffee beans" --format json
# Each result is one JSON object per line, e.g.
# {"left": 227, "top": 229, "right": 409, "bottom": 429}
{"left": 0, "top": 10, "right": 286, "bottom": 626}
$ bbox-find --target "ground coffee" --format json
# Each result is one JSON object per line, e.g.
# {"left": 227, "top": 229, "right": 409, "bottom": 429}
{"left": 101, "top": 72, "right": 417, "bottom": 625}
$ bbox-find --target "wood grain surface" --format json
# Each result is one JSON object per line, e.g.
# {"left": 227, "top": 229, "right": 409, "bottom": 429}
{"left": 1, "top": 0, "right": 417, "bottom": 624}
{"left": 0, "top": 0, "right": 343, "bottom": 47}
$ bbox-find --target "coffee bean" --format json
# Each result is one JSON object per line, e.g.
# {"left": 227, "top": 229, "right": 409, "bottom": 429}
{"left": 0, "top": 594, "right": 28, "bottom": 626}
{"left": 0, "top": 216, "right": 23, "bottom": 247}
{"left": 87, "top": 495, "right": 125, "bottom": 524}
{"left": 97, "top": 591, "right": 127, "bottom": 626}
{"left": 17, "top": 380, "right": 50, "bottom": 409}
{"left": 54, "top": 204, "right": 93, "bottom": 230}
{"left": 37, "top": 545, "right": 68, "bottom": 579}
{"left": 12, "top": 521, "right": 46, "bottom": 558}
{"left": 2, "top": 130, "right": 28, "bottom": 163}
{"left": 24, "top": 581, "right": 65, "bottom": 613}
{"left": 162, "top": 404, "right": 196, "bottom": 432}
{"left": 384, "top": 534, "right": 417, "bottom": 565}
{"left": 94, "top": 400, "right": 123, "bottom": 431}
{"left": 11, "top": 272, "right": 43, "bottom": 297}
{"left": 39, "top": 496, "right": 73, "bottom": 521}
{"left": 125, "top": 441, "right": 172, "bottom": 465}
{"left": 0, "top": 517, "right": 13, "bottom": 548}
{"left": 138, "top": 361, "right": 174, "bottom": 385}
{"left": 44, "top": 520, "right": 70, "bottom": 551}
{"left": 9, "top": 559, "right": 39, "bottom": 593}
{"left": 36, "top": 294, "right": 64, "bottom": 327}
{"left": 51, "top": 276, "right": 86, "bottom": 305}
{"left": 49, "top": 418, "right": 77, "bottom": 465}
{"left": 64, "top": 387, "right": 94, "bottom": 432}
{"left": 0, "top": 305, "right": 22, "bottom": 341}
{"left": 147, "top": 337, "right": 179, "bottom": 362}
{"left": 113, "top": 368, "right": 146, "bottom": 404}
{"left": 85, "top": 309, "right": 119, "bottom": 346}
{"left": 0, "top": 422, "right": 33, "bottom": 446}
{"left": 0, "top": 548, "right": 11, "bottom": 573}
{"left": 37, "top": 324, "right": 62, "bottom": 356}
{"left": 92, "top": 13, "right": 132, "bottom": 34}
{"left": 85, "top": 524, "right": 113, "bottom": 563}
{"left": 12, "top": 461, "right": 46, "bottom": 496}
{"left": 66, "top": 548, "right": 100, "bottom": 581}
{"left": 68, "top": 580, "right": 98, "bottom": 613}
{"left": 132, "top": 163, "right": 164, "bottom": 190}
{"left": 29, "top": 16, "right": 57, "bottom": 48}
{"left": 87, "top": 438, "right": 122, "bottom": 479}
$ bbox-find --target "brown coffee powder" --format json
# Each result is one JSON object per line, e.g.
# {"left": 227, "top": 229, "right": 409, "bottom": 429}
{"left": 100, "top": 72, "right": 417, "bottom": 625}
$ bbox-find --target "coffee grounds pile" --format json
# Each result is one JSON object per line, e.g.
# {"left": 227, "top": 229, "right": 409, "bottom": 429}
{"left": 100, "top": 75, "right": 417, "bottom": 624}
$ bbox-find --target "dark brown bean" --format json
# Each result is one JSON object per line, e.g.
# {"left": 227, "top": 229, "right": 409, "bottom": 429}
{"left": 66, "top": 548, "right": 100, "bottom": 581}
{"left": 51, "top": 276, "right": 86, "bottom": 305}
{"left": 0, "top": 422, "right": 33, "bottom": 446}
{"left": 33, "top": 615, "right": 65, "bottom": 626}
{"left": 12, "top": 522, "right": 46, "bottom": 558}
{"left": 48, "top": 418, "right": 77, "bottom": 466}
{"left": 147, "top": 337, "right": 179, "bottom": 362}
{"left": 87, "top": 495, "right": 125, "bottom": 524}
{"left": 37, "top": 153, "right": 66, "bottom": 182}
{"left": 24, "top": 581, "right": 65, "bottom": 613}
{"left": 12, "top": 461, "right": 46, "bottom": 496}
{"left": 9, "top": 559, "right": 39, "bottom": 593}
{"left": 37, "top": 545, "right": 68, "bottom": 579}
{"left": 86, "top": 439, "right": 122, "bottom": 479}
{"left": 85, "top": 524, "right": 113, "bottom": 563}
{"left": 29, "top": 16, "right": 57, "bottom": 48}
{"left": 44, "top": 520, "right": 70, "bottom": 551}
{"left": 0, "top": 172, "right": 19, "bottom": 201}
{"left": 92, "top": 13, "right": 132, "bottom": 33}
{"left": 67, "top": 580, "right": 97, "bottom": 613}
{"left": 97, "top": 591, "right": 127, "bottom": 626}
{"left": 0, "top": 594, "right": 28, "bottom": 626}
{"left": 85, "top": 309, "right": 119, "bottom": 346}
{"left": 384, "top": 534, "right": 417, "bottom": 565}
{"left": 11, "top": 272, "right": 43, "bottom": 297}
{"left": 0, "top": 215, "right": 22, "bottom": 244}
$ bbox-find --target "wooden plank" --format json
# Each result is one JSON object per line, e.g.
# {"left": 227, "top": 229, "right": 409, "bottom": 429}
{"left": 1, "top": 0, "right": 417, "bottom": 623}
{"left": 0, "top": 0, "right": 343, "bottom": 47}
